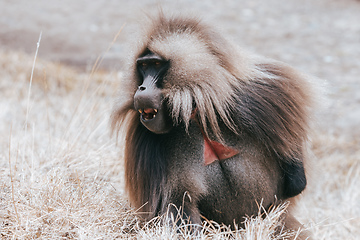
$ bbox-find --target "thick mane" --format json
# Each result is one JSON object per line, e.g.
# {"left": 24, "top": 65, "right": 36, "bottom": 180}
{"left": 144, "top": 14, "right": 312, "bottom": 156}
{"left": 142, "top": 14, "right": 249, "bottom": 141}
{"left": 147, "top": 13, "right": 203, "bottom": 39}
{"left": 125, "top": 115, "right": 167, "bottom": 214}
{"left": 112, "top": 13, "right": 313, "bottom": 158}
{"left": 234, "top": 63, "right": 312, "bottom": 159}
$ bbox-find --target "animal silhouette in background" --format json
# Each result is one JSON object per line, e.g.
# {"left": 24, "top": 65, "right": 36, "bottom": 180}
{"left": 112, "top": 13, "right": 313, "bottom": 239}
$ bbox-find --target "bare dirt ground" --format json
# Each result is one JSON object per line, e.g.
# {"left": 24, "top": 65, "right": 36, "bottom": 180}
{"left": 0, "top": 0, "right": 359, "bottom": 239}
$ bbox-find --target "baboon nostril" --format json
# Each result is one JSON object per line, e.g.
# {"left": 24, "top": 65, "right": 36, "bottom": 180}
{"left": 139, "top": 86, "right": 146, "bottom": 91}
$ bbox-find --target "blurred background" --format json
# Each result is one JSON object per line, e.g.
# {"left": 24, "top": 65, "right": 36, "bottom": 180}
{"left": 1, "top": 0, "right": 359, "bottom": 137}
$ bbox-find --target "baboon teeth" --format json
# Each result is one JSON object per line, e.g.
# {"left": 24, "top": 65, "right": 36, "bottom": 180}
{"left": 139, "top": 108, "right": 158, "bottom": 121}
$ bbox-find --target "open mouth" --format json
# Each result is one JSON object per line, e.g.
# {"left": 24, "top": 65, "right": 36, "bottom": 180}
{"left": 138, "top": 108, "right": 158, "bottom": 121}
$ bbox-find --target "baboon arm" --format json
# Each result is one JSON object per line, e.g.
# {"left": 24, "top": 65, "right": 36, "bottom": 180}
{"left": 166, "top": 200, "right": 202, "bottom": 227}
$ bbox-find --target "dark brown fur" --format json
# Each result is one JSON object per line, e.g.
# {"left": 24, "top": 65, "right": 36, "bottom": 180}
{"left": 112, "top": 13, "right": 313, "bottom": 239}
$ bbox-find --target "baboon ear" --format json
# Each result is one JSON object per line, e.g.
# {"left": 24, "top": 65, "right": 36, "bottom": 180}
{"left": 283, "top": 161, "right": 307, "bottom": 198}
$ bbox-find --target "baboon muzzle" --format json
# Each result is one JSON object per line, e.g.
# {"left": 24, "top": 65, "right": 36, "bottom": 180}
{"left": 134, "top": 77, "right": 172, "bottom": 134}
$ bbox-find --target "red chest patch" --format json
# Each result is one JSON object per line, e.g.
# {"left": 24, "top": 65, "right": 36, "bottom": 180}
{"left": 203, "top": 135, "right": 240, "bottom": 165}
{"left": 191, "top": 109, "right": 239, "bottom": 165}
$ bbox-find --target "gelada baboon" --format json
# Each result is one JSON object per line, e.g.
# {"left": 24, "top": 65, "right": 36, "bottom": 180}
{"left": 112, "top": 13, "right": 313, "bottom": 238}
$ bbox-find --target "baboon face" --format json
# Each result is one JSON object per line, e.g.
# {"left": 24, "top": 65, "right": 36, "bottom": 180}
{"left": 134, "top": 51, "right": 172, "bottom": 134}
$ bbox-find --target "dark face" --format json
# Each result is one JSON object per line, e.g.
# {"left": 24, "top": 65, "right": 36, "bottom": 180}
{"left": 134, "top": 51, "right": 173, "bottom": 134}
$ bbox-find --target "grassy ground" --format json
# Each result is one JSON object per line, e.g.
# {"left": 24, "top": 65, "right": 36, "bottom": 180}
{"left": 0, "top": 49, "right": 359, "bottom": 239}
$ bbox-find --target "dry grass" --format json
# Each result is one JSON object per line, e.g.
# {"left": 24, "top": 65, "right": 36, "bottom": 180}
{"left": 0, "top": 49, "right": 359, "bottom": 239}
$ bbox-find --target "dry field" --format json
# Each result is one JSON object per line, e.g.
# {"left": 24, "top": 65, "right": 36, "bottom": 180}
{"left": 1, "top": 0, "right": 360, "bottom": 239}
{"left": 0, "top": 48, "right": 359, "bottom": 239}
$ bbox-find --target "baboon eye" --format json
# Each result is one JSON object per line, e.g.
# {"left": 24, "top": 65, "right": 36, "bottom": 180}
{"left": 154, "top": 61, "right": 163, "bottom": 69}
{"left": 139, "top": 62, "right": 148, "bottom": 71}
